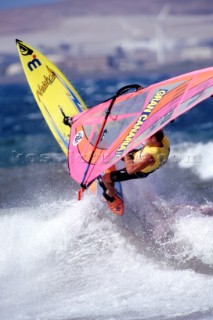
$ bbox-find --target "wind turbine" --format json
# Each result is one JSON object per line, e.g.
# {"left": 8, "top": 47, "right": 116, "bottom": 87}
{"left": 155, "top": 4, "right": 170, "bottom": 65}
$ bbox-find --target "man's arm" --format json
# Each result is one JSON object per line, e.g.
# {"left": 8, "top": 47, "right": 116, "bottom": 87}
{"left": 124, "top": 153, "right": 154, "bottom": 174}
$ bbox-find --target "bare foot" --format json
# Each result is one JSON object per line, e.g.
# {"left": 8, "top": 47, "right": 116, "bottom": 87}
{"left": 106, "top": 187, "right": 117, "bottom": 197}
{"left": 101, "top": 179, "right": 117, "bottom": 197}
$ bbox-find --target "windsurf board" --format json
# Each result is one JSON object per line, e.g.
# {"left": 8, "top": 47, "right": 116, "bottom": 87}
{"left": 16, "top": 39, "right": 87, "bottom": 156}
{"left": 89, "top": 165, "right": 124, "bottom": 216}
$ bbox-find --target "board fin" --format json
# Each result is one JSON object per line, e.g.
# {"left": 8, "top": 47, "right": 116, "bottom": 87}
{"left": 77, "top": 188, "right": 85, "bottom": 201}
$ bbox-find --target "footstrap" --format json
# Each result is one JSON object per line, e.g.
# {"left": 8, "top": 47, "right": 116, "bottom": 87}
{"left": 102, "top": 191, "right": 115, "bottom": 203}
{"left": 97, "top": 176, "right": 115, "bottom": 203}
{"left": 97, "top": 176, "right": 106, "bottom": 190}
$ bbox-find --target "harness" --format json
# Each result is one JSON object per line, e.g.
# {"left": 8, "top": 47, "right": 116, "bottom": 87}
{"left": 133, "top": 135, "right": 170, "bottom": 173}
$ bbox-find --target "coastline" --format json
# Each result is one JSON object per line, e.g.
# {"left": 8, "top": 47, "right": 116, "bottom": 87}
{"left": 0, "top": 0, "right": 212, "bottom": 84}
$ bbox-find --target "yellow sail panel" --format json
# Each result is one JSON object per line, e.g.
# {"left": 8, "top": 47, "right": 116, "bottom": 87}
{"left": 16, "top": 39, "right": 87, "bottom": 156}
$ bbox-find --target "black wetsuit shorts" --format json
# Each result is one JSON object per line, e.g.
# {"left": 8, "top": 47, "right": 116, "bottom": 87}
{"left": 110, "top": 168, "right": 149, "bottom": 182}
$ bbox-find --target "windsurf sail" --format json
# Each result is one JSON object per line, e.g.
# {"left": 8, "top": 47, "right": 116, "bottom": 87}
{"left": 68, "top": 67, "right": 213, "bottom": 187}
{"left": 16, "top": 39, "right": 87, "bottom": 156}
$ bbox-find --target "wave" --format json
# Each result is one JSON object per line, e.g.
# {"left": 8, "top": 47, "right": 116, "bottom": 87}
{"left": 0, "top": 133, "right": 213, "bottom": 319}
{"left": 0, "top": 185, "right": 213, "bottom": 319}
{"left": 171, "top": 212, "right": 213, "bottom": 266}
{"left": 171, "top": 141, "right": 213, "bottom": 181}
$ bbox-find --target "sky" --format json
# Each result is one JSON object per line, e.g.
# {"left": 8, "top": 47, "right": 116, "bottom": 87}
{"left": 0, "top": 0, "right": 58, "bottom": 10}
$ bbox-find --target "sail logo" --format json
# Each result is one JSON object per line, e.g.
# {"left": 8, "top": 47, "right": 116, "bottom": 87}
{"left": 73, "top": 131, "right": 84, "bottom": 146}
{"left": 18, "top": 41, "right": 34, "bottom": 56}
{"left": 116, "top": 89, "right": 168, "bottom": 156}
{"left": 36, "top": 67, "right": 56, "bottom": 102}
{"left": 28, "top": 55, "right": 42, "bottom": 71}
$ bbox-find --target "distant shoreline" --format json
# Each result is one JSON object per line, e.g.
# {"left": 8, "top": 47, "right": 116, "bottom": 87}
{"left": 1, "top": 60, "right": 212, "bottom": 85}
{"left": 0, "top": 0, "right": 212, "bottom": 84}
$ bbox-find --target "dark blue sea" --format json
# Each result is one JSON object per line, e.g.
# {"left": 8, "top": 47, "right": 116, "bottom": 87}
{"left": 0, "top": 73, "right": 213, "bottom": 320}
{"left": 0, "top": 0, "right": 59, "bottom": 10}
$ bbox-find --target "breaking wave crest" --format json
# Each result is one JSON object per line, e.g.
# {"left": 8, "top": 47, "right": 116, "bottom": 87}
{"left": 0, "top": 168, "right": 213, "bottom": 320}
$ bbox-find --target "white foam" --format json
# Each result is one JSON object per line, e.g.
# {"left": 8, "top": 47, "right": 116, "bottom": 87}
{"left": 171, "top": 141, "right": 213, "bottom": 180}
{"left": 0, "top": 199, "right": 89, "bottom": 277}
{"left": 172, "top": 213, "right": 213, "bottom": 265}
{"left": 0, "top": 196, "right": 213, "bottom": 320}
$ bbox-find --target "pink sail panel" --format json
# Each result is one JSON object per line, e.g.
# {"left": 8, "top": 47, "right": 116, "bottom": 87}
{"left": 68, "top": 67, "right": 213, "bottom": 185}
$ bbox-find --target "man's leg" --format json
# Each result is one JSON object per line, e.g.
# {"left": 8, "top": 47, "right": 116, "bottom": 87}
{"left": 101, "top": 168, "right": 134, "bottom": 197}
{"left": 101, "top": 172, "right": 117, "bottom": 197}
{"left": 102, "top": 168, "right": 150, "bottom": 197}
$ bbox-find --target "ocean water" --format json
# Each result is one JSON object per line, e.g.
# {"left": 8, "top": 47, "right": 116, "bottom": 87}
{"left": 0, "top": 0, "right": 59, "bottom": 10}
{"left": 0, "top": 74, "right": 213, "bottom": 320}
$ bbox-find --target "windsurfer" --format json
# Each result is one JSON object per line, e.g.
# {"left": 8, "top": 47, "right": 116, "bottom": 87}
{"left": 101, "top": 130, "right": 170, "bottom": 198}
